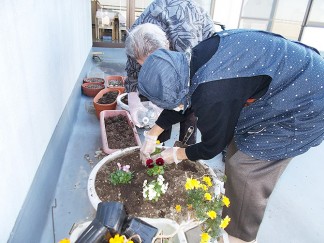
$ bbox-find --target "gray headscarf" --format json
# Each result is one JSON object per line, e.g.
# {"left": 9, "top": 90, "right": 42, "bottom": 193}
{"left": 138, "top": 49, "right": 190, "bottom": 110}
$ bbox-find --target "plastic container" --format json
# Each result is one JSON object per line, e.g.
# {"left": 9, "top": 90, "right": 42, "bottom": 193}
{"left": 122, "top": 217, "right": 158, "bottom": 243}
{"left": 99, "top": 110, "right": 142, "bottom": 154}
{"left": 74, "top": 202, "right": 127, "bottom": 243}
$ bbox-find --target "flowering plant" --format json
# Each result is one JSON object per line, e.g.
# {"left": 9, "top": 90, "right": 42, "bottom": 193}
{"left": 178, "top": 175, "right": 231, "bottom": 243}
{"left": 109, "top": 234, "right": 134, "bottom": 243}
{"left": 143, "top": 175, "right": 169, "bottom": 202}
{"left": 110, "top": 163, "right": 133, "bottom": 185}
{"left": 145, "top": 157, "right": 165, "bottom": 176}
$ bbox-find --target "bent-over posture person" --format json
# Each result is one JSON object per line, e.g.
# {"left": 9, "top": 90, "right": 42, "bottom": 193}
{"left": 137, "top": 29, "right": 324, "bottom": 242}
{"left": 124, "top": 0, "right": 216, "bottom": 145}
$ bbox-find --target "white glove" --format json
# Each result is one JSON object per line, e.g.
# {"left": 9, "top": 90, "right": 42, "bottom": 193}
{"left": 128, "top": 92, "right": 148, "bottom": 128}
{"left": 140, "top": 131, "right": 158, "bottom": 164}
{"left": 153, "top": 147, "right": 181, "bottom": 164}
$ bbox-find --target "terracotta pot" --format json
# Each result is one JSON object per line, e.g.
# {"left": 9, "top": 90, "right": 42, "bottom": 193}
{"left": 81, "top": 82, "right": 105, "bottom": 97}
{"left": 93, "top": 88, "right": 121, "bottom": 119}
{"left": 99, "top": 110, "right": 142, "bottom": 154}
{"left": 105, "top": 75, "right": 125, "bottom": 93}
{"left": 83, "top": 77, "right": 105, "bottom": 84}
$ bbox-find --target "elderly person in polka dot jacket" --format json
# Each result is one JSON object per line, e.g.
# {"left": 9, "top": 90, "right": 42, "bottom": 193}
{"left": 137, "top": 29, "right": 324, "bottom": 242}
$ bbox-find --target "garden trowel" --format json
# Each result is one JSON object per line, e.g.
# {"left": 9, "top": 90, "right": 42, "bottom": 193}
{"left": 173, "top": 126, "right": 194, "bottom": 148}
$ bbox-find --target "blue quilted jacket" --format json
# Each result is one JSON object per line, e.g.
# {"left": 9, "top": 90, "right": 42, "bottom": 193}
{"left": 190, "top": 29, "right": 324, "bottom": 160}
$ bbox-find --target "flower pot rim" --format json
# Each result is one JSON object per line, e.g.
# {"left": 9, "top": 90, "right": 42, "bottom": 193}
{"left": 82, "top": 82, "right": 105, "bottom": 88}
{"left": 93, "top": 88, "right": 121, "bottom": 105}
{"left": 116, "top": 93, "right": 129, "bottom": 111}
{"left": 83, "top": 77, "right": 105, "bottom": 84}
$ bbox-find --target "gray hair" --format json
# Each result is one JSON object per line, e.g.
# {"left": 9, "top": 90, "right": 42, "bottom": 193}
{"left": 125, "top": 23, "right": 170, "bottom": 60}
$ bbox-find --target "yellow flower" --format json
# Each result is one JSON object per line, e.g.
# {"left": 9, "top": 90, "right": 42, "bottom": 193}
{"left": 222, "top": 195, "right": 230, "bottom": 207}
{"left": 58, "top": 239, "right": 70, "bottom": 243}
{"left": 202, "top": 176, "right": 212, "bottom": 187}
{"left": 207, "top": 210, "right": 217, "bottom": 219}
{"left": 201, "top": 184, "right": 208, "bottom": 191}
{"left": 220, "top": 215, "right": 231, "bottom": 229}
{"left": 204, "top": 192, "right": 212, "bottom": 201}
{"left": 126, "top": 241, "right": 134, "bottom": 243}
{"left": 200, "top": 232, "right": 211, "bottom": 243}
{"left": 175, "top": 204, "right": 182, "bottom": 212}
{"left": 109, "top": 234, "right": 125, "bottom": 243}
{"left": 185, "top": 178, "right": 201, "bottom": 190}
{"left": 156, "top": 140, "right": 161, "bottom": 145}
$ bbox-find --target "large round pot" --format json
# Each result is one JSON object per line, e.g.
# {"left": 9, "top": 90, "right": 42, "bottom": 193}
{"left": 87, "top": 147, "right": 225, "bottom": 235}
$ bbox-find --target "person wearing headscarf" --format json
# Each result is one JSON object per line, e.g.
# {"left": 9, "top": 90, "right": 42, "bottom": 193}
{"left": 124, "top": 0, "right": 216, "bottom": 145}
{"left": 137, "top": 29, "right": 324, "bottom": 242}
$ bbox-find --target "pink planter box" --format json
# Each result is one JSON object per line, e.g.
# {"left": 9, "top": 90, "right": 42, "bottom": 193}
{"left": 100, "top": 110, "right": 142, "bottom": 154}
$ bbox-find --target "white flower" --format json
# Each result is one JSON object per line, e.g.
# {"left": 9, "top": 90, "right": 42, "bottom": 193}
{"left": 161, "top": 182, "right": 168, "bottom": 193}
{"left": 142, "top": 176, "right": 168, "bottom": 201}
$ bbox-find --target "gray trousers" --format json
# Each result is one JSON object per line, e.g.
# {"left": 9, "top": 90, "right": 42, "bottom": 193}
{"left": 222, "top": 140, "right": 292, "bottom": 241}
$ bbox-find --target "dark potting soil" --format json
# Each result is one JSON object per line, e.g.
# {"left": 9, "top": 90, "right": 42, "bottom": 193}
{"left": 87, "top": 84, "right": 104, "bottom": 89}
{"left": 104, "top": 114, "right": 138, "bottom": 149}
{"left": 95, "top": 148, "right": 211, "bottom": 223}
{"left": 98, "top": 91, "right": 119, "bottom": 104}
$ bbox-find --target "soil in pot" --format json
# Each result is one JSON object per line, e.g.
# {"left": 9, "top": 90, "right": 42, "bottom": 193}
{"left": 104, "top": 114, "right": 138, "bottom": 149}
{"left": 83, "top": 77, "right": 105, "bottom": 84}
{"left": 107, "top": 79, "right": 123, "bottom": 87}
{"left": 95, "top": 149, "right": 211, "bottom": 224}
{"left": 98, "top": 91, "right": 119, "bottom": 104}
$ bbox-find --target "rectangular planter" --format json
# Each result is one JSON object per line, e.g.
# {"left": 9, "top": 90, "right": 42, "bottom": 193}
{"left": 100, "top": 110, "right": 142, "bottom": 154}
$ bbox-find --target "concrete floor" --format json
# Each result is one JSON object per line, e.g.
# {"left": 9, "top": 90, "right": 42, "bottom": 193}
{"left": 40, "top": 47, "right": 324, "bottom": 243}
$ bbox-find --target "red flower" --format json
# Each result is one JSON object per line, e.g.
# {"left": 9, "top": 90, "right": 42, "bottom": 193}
{"left": 155, "top": 158, "right": 165, "bottom": 166}
{"left": 146, "top": 159, "right": 154, "bottom": 168}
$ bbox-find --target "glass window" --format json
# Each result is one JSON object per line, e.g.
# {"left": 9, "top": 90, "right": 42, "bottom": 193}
{"left": 271, "top": 20, "right": 302, "bottom": 40}
{"left": 307, "top": 0, "right": 324, "bottom": 24}
{"left": 239, "top": 19, "right": 268, "bottom": 30}
{"left": 241, "top": 0, "right": 273, "bottom": 19}
{"left": 135, "top": 0, "right": 153, "bottom": 19}
{"left": 274, "top": 0, "right": 308, "bottom": 22}
{"left": 301, "top": 27, "right": 324, "bottom": 55}
{"left": 195, "top": 0, "right": 213, "bottom": 16}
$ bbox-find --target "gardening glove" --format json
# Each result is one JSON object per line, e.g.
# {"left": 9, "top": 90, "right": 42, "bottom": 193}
{"left": 154, "top": 147, "right": 181, "bottom": 164}
{"left": 128, "top": 92, "right": 149, "bottom": 128}
{"left": 140, "top": 131, "right": 158, "bottom": 164}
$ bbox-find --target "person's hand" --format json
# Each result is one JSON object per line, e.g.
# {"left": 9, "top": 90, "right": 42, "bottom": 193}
{"left": 153, "top": 147, "right": 181, "bottom": 164}
{"left": 128, "top": 92, "right": 148, "bottom": 128}
{"left": 140, "top": 131, "right": 158, "bottom": 164}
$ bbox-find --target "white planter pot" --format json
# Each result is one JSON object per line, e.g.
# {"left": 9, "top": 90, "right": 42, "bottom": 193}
{"left": 87, "top": 146, "right": 225, "bottom": 242}
{"left": 88, "top": 147, "right": 222, "bottom": 210}
{"left": 116, "top": 93, "right": 129, "bottom": 111}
